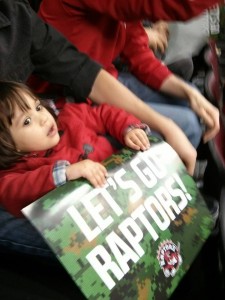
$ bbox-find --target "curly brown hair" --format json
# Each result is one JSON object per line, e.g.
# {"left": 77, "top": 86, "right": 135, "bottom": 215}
{"left": 0, "top": 80, "right": 56, "bottom": 169}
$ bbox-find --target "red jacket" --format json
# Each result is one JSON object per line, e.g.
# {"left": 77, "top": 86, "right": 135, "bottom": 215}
{"left": 38, "top": 0, "right": 221, "bottom": 91}
{"left": 0, "top": 102, "right": 141, "bottom": 217}
{"left": 38, "top": 0, "right": 171, "bottom": 90}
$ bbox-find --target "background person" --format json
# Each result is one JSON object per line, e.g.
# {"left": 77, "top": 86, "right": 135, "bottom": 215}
{"left": 38, "top": 0, "right": 220, "bottom": 151}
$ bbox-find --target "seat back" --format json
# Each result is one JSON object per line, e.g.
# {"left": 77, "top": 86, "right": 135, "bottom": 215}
{"left": 191, "top": 38, "right": 224, "bottom": 109}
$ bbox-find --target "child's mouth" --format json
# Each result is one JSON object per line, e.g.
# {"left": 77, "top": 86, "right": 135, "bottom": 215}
{"left": 47, "top": 125, "right": 57, "bottom": 137}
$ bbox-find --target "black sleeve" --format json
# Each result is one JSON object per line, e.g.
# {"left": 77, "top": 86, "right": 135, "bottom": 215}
{"left": 29, "top": 8, "right": 102, "bottom": 100}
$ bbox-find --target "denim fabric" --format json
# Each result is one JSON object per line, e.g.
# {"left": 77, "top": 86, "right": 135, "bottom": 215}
{"left": 0, "top": 206, "right": 54, "bottom": 258}
{"left": 118, "top": 72, "right": 202, "bottom": 148}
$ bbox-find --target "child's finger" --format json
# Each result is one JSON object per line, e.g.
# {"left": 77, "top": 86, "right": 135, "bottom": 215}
{"left": 92, "top": 167, "right": 108, "bottom": 187}
{"left": 132, "top": 132, "right": 150, "bottom": 150}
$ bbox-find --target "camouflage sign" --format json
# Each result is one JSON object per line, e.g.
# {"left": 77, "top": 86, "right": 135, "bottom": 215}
{"left": 22, "top": 137, "right": 214, "bottom": 300}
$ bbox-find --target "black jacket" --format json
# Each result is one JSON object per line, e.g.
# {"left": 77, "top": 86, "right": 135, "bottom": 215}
{"left": 0, "top": 0, "right": 101, "bottom": 100}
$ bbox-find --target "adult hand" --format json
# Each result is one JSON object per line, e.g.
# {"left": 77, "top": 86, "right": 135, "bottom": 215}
{"left": 184, "top": 86, "right": 220, "bottom": 142}
{"left": 90, "top": 70, "right": 196, "bottom": 175}
{"left": 144, "top": 21, "right": 169, "bottom": 54}
{"left": 152, "top": 20, "right": 169, "bottom": 36}
{"left": 160, "top": 75, "right": 220, "bottom": 143}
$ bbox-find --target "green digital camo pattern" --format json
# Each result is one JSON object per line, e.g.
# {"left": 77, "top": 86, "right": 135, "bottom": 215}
{"left": 22, "top": 137, "right": 214, "bottom": 300}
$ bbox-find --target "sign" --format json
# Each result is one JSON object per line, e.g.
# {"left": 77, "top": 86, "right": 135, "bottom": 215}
{"left": 22, "top": 137, "right": 214, "bottom": 299}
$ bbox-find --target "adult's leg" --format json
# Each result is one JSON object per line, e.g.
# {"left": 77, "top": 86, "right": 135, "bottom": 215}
{"left": 0, "top": 206, "right": 54, "bottom": 258}
{"left": 150, "top": 102, "right": 202, "bottom": 148}
{"left": 118, "top": 71, "right": 189, "bottom": 106}
{"left": 118, "top": 72, "right": 202, "bottom": 148}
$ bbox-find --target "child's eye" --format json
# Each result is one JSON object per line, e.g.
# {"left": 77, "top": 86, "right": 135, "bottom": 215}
{"left": 24, "top": 117, "right": 31, "bottom": 126}
{"left": 36, "top": 104, "right": 42, "bottom": 111}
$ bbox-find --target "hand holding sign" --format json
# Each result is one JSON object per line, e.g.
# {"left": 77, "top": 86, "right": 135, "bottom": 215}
{"left": 22, "top": 138, "right": 213, "bottom": 300}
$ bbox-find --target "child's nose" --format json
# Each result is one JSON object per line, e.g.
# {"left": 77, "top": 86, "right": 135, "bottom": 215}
{"left": 40, "top": 114, "right": 48, "bottom": 126}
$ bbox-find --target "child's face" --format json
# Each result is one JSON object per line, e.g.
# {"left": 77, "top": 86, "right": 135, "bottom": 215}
{"left": 9, "top": 92, "right": 60, "bottom": 153}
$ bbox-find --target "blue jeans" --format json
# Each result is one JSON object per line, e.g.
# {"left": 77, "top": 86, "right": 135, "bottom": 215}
{"left": 118, "top": 72, "right": 202, "bottom": 148}
{"left": 0, "top": 207, "right": 54, "bottom": 258}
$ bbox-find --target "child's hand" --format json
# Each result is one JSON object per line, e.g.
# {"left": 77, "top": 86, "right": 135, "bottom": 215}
{"left": 66, "top": 160, "right": 108, "bottom": 188}
{"left": 124, "top": 128, "right": 150, "bottom": 151}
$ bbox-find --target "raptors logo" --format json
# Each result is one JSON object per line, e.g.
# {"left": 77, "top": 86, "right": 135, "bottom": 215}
{"left": 157, "top": 240, "right": 182, "bottom": 277}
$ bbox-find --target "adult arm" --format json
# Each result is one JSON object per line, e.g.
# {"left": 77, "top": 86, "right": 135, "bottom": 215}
{"left": 122, "top": 22, "right": 220, "bottom": 141}
{"left": 89, "top": 70, "right": 197, "bottom": 175}
{"left": 30, "top": 8, "right": 101, "bottom": 101}
{"left": 121, "top": 21, "right": 172, "bottom": 90}
{"left": 56, "top": 0, "right": 222, "bottom": 22}
{"left": 0, "top": 0, "right": 101, "bottom": 100}
{"left": 144, "top": 21, "right": 169, "bottom": 54}
{"left": 33, "top": 0, "right": 197, "bottom": 172}
{"left": 160, "top": 74, "right": 220, "bottom": 142}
